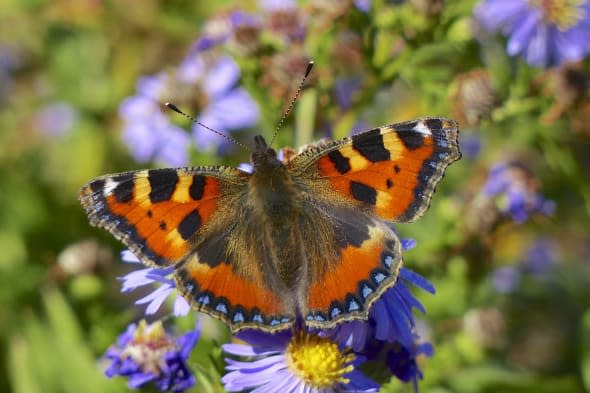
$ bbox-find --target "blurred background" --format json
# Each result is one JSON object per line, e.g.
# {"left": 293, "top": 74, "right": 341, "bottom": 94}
{"left": 1, "top": 0, "right": 590, "bottom": 392}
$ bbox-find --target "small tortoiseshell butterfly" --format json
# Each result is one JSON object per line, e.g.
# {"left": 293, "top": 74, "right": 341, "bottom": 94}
{"left": 80, "top": 101, "right": 460, "bottom": 334}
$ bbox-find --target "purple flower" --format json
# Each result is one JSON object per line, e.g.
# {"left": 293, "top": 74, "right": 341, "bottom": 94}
{"left": 475, "top": 0, "right": 590, "bottom": 67}
{"left": 261, "top": 0, "right": 307, "bottom": 42}
{"left": 222, "top": 330, "right": 379, "bottom": 392}
{"left": 120, "top": 52, "right": 259, "bottom": 162}
{"left": 119, "top": 96, "right": 190, "bottom": 167}
{"left": 368, "top": 268, "right": 435, "bottom": 348}
{"left": 354, "top": 0, "right": 371, "bottom": 12}
{"left": 459, "top": 133, "right": 482, "bottom": 160}
{"left": 385, "top": 341, "right": 433, "bottom": 384}
{"left": 522, "top": 238, "right": 557, "bottom": 275}
{"left": 334, "top": 77, "right": 362, "bottom": 111}
{"left": 34, "top": 102, "right": 79, "bottom": 137}
{"left": 482, "top": 162, "right": 555, "bottom": 223}
{"left": 120, "top": 251, "right": 190, "bottom": 317}
{"left": 491, "top": 266, "right": 521, "bottom": 293}
{"left": 181, "top": 54, "right": 260, "bottom": 152}
{"left": 104, "top": 319, "right": 200, "bottom": 392}
{"left": 193, "top": 11, "right": 262, "bottom": 55}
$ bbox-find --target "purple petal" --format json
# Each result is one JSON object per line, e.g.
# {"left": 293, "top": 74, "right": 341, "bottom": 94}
{"left": 225, "top": 354, "right": 286, "bottom": 371}
{"left": 204, "top": 56, "right": 241, "bottom": 99}
{"left": 174, "top": 296, "right": 191, "bottom": 316}
{"left": 120, "top": 268, "right": 161, "bottom": 291}
{"left": 153, "top": 125, "right": 190, "bottom": 167}
{"left": 176, "top": 54, "right": 205, "bottom": 84}
{"left": 136, "top": 73, "right": 167, "bottom": 98}
{"left": 222, "top": 343, "right": 282, "bottom": 357}
{"left": 400, "top": 267, "right": 435, "bottom": 294}
{"left": 135, "top": 284, "right": 174, "bottom": 314}
{"left": 506, "top": 10, "right": 540, "bottom": 56}
{"left": 121, "top": 250, "right": 141, "bottom": 264}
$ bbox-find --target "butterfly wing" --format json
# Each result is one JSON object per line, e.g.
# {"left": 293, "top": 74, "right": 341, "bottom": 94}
{"left": 300, "top": 203, "right": 404, "bottom": 328}
{"left": 79, "top": 167, "right": 294, "bottom": 332}
{"left": 289, "top": 118, "right": 460, "bottom": 327}
{"left": 293, "top": 118, "right": 461, "bottom": 222}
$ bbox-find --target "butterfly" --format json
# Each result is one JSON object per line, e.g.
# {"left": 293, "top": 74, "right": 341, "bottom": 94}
{"left": 79, "top": 118, "right": 460, "bottom": 333}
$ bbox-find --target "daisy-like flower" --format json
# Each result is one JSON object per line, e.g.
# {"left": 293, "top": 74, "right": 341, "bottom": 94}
{"left": 482, "top": 161, "right": 556, "bottom": 223}
{"left": 120, "top": 250, "right": 190, "bottom": 317}
{"left": 104, "top": 319, "right": 200, "bottom": 392}
{"left": 222, "top": 330, "right": 379, "bottom": 392}
{"left": 475, "top": 0, "right": 590, "bottom": 67}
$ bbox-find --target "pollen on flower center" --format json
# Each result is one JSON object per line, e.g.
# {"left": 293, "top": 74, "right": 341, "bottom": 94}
{"left": 285, "top": 332, "right": 355, "bottom": 389}
{"left": 531, "top": 0, "right": 585, "bottom": 30}
{"left": 121, "top": 320, "right": 178, "bottom": 375}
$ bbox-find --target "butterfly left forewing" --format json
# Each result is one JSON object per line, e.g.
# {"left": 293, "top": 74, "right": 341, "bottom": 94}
{"left": 79, "top": 167, "right": 245, "bottom": 267}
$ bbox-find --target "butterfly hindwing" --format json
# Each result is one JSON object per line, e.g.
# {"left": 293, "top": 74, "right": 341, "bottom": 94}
{"left": 294, "top": 118, "right": 460, "bottom": 223}
{"left": 301, "top": 205, "right": 403, "bottom": 328}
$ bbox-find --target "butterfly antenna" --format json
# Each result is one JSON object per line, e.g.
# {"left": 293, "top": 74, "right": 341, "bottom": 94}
{"left": 165, "top": 102, "right": 249, "bottom": 152}
{"left": 269, "top": 60, "right": 314, "bottom": 147}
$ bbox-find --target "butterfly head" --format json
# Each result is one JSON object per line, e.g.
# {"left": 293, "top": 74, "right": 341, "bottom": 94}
{"left": 251, "top": 135, "right": 281, "bottom": 170}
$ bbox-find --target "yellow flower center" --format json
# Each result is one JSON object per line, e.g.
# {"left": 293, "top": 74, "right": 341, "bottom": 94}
{"left": 531, "top": 0, "right": 586, "bottom": 30}
{"left": 285, "top": 332, "right": 355, "bottom": 389}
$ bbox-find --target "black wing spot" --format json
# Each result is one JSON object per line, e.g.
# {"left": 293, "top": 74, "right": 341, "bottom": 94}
{"left": 425, "top": 118, "right": 443, "bottom": 130}
{"left": 159, "top": 221, "right": 167, "bottom": 230}
{"left": 327, "top": 150, "right": 351, "bottom": 174}
{"left": 394, "top": 165, "right": 401, "bottom": 173}
{"left": 147, "top": 210, "right": 153, "bottom": 218}
{"left": 386, "top": 179, "right": 393, "bottom": 188}
{"left": 352, "top": 128, "right": 390, "bottom": 162}
{"left": 350, "top": 181, "right": 377, "bottom": 205}
{"left": 190, "top": 175, "right": 206, "bottom": 200}
{"left": 148, "top": 169, "right": 179, "bottom": 203}
{"left": 178, "top": 209, "right": 201, "bottom": 240}
{"left": 89, "top": 179, "right": 105, "bottom": 193}
{"left": 398, "top": 131, "right": 425, "bottom": 150}
{"left": 113, "top": 174, "right": 134, "bottom": 203}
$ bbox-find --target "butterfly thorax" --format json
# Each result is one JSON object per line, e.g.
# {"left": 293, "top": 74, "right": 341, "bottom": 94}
{"left": 247, "top": 135, "right": 306, "bottom": 291}
{"left": 249, "top": 135, "right": 297, "bottom": 219}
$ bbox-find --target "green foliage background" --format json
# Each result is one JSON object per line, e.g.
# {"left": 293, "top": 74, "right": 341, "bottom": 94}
{"left": 1, "top": 0, "right": 589, "bottom": 392}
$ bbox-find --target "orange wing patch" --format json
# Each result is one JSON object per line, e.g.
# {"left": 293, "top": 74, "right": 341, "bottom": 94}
{"left": 176, "top": 256, "right": 293, "bottom": 332}
{"left": 304, "top": 222, "right": 403, "bottom": 328}
{"left": 79, "top": 168, "right": 224, "bottom": 267}
{"left": 317, "top": 118, "right": 460, "bottom": 222}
